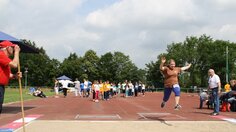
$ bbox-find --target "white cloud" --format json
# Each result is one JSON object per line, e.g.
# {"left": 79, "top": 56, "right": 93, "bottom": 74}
{"left": 1, "top": 0, "right": 236, "bottom": 68}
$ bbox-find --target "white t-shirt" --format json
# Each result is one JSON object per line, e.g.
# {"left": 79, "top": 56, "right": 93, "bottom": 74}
{"left": 60, "top": 80, "right": 69, "bottom": 88}
{"left": 200, "top": 92, "right": 208, "bottom": 100}
{"left": 122, "top": 83, "right": 126, "bottom": 90}
{"left": 208, "top": 74, "right": 220, "bottom": 89}
{"left": 94, "top": 84, "right": 100, "bottom": 91}
{"left": 74, "top": 81, "right": 80, "bottom": 89}
{"left": 84, "top": 81, "right": 88, "bottom": 89}
{"left": 142, "top": 84, "right": 145, "bottom": 90}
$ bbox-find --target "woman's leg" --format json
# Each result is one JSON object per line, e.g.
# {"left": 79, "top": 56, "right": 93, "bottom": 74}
{"left": 173, "top": 85, "right": 181, "bottom": 107}
{"left": 161, "top": 88, "right": 172, "bottom": 108}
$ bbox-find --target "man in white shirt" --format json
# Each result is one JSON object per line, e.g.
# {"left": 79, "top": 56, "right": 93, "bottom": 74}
{"left": 208, "top": 69, "right": 221, "bottom": 116}
{"left": 60, "top": 80, "right": 69, "bottom": 98}
{"left": 83, "top": 79, "right": 89, "bottom": 97}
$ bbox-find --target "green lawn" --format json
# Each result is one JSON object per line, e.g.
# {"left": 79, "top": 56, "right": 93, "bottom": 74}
{"left": 3, "top": 88, "right": 55, "bottom": 104}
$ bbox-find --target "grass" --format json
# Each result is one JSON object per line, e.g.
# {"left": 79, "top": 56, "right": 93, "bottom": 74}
{"left": 3, "top": 88, "right": 55, "bottom": 104}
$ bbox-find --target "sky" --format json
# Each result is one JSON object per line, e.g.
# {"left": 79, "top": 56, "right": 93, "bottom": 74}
{"left": 1, "top": 0, "right": 236, "bottom": 68}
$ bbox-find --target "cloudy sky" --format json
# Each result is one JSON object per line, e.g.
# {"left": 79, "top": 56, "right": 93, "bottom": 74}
{"left": 1, "top": 0, "right": 236, "bottom": 68}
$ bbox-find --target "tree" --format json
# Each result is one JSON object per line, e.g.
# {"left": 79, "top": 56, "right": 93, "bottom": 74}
{"left": 60, "top": 53, "right": 83, "bottom": 80}
{"left": 97, "top": 51, "right": 144, "bottom": 83}
{"left": 98, "top": 52, "right": 115, "bottom": 81}
{"left": 82, "top": 50, "right": 100, "bottom": 80}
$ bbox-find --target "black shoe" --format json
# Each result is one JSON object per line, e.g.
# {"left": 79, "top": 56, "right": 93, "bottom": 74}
{"left": 211, "top": 112, "right": 219, "bottom": 116}
{"left": 161, "top": 102, "right": 165, "bottom": 108}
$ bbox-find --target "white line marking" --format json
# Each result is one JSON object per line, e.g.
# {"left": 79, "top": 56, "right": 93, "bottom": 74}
{"left": 14, "top": 117, "right": 37, "bottom": 123}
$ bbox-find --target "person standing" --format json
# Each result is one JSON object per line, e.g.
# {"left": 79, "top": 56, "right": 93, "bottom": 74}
{"left": 208, "top": 69, "right": 221, "bottom": 115}
{"left": 134, "top": 82, "right": 138, "bottom": 97}
{"left": 74, "top": 78, "right": 80, "bottom": 97}
{"left": 92, "top": 80, "right": 96, "bottom": 101}
{"left": 54, "top": 79, "right": 59, "bottom": 98}
{"left": 0, "top": 41, "right": 21, "bottom": 114}
{"left": 142, "top": 83, "right": 146, "bottom": 97}
{"left": 83, "top": 79, "right": 89, "bottom": 97}
{"left": 99, "top": 80, "right": 104, "bottom": 100}
{"left": 159, "top": 57, "right": 191, "bottom": 110}
{"left": 103, "top": 81, "right": 110, "bottom": 100}
{"left": 94, "top": 80, "right": 100, "bottom": 102}
{"left": 60, "top": 80, "right": 69, "bottom": 98}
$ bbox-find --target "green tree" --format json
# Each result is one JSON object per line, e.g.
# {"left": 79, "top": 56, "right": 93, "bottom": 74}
{"left": 60, "top": 53, "right": 83, "bottom": 80}
{"left": 81, "top": 50, "right": 100, "bottom": 81}
{"left": 98, "top": 51, "right": 144, "bottom": 83}
{"left": 98, "top": 52, "right": 115, "bottom": 81}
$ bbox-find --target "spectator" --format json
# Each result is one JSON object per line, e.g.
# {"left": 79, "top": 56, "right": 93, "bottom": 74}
{"left": 220, "top": 79, "right": 236, "bottom": 111}
{"left": 142, "top": 83, "right": 146, "bottom": 96}
{"left": 208, "top": 69, "right": 221, "bottom": 116}
{"left": 60, "top": 80, "right": 70, "bottom": 98}
{"left": 199, "top": 89, "right": 209, "bottom": 109}
{"left": 54, "top": 79, "right": 59, "bottom": 98}
{"left": 0, "top": 41, "right": 21, "bottom": 114}
{"left": 224, "top": 83, "right": 231, "bottom": 92}
{"left": 74, "top": 78, "right": 80, "bottom": 97}
{"left": 33, "top": 88, "right": 47, "bottom": 98}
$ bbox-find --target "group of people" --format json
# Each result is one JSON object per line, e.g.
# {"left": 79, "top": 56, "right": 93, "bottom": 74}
{"left": 200, "top": 77, "right": 236, "bottom": 112}
{"left": 0, "top": 40, "right": 235, "bottom": 116}
{"left": 159, "top": 56, "right": 236, "bottom": 115}
{"left": 54, "top": 78, "right": 93, "bottom": 98}
{"left": 89, "top": 80, "right": 146, "bottom": 102}
{"left": 54, "top": 78, "right": 146, "bottom": 102}
{"left": 219, "top": 79, "right": 236, "bottom": 111}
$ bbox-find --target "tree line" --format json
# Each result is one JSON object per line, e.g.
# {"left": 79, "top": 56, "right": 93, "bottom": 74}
{"left": 146, "top": 35, "right": 236, "bottom": 89}
{"left": 10, "top": 40, "right": 145, "bottom": 87}
{"left": 9, "top": 35, "right": 236, "bottom": 89}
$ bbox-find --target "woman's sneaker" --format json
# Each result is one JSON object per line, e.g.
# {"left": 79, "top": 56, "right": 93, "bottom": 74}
{"left": 174, "top": 104, "right": 182, "bottom": 110}
{"left": 211, "top": 112, "right": 219, "bottom": 116}
{"left": 161, "top": 102, "right": 165, "bottom": 108}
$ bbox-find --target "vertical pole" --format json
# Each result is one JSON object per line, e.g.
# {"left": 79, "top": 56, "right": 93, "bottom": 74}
{"left": 18, "top": 62, "right": 26, "bottom": 132}
{"left": 24, "top": 68, "right": 28, "bottom": 89}
{"left": 226, "top": 46, "right": 229, "bottom": 83}
{"left": 25, "top": 72, "right": 26, "bottom": 89}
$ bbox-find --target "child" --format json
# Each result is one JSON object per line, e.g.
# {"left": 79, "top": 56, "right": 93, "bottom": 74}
{"left": 199, "top": 89, "right": 211, "bottom": 109}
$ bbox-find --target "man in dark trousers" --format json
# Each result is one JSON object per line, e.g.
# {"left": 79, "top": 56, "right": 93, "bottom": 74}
{"left": 0, "top": 40, "right": 21, "bottom": 114}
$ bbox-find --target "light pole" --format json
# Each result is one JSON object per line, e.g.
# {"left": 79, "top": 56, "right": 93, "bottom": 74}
{"left": 24, "top": 67, "right": 28, "bottom": 89}
{"left": 226, "top": 46, "right": 229, "bottom": 83}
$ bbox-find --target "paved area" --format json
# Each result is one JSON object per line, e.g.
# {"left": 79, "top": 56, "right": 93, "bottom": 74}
{"left": 0, "top": 92, "right": 236, "bottom": 131}
{"left": 15, "top": 121, "right": 236, "bottom": 132}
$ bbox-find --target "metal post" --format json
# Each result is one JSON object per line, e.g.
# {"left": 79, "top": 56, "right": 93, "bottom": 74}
{"left": 226, "top": 46, "right": 229, "bottom": 83}
{"left": 25, "top": 67, "right": 28, "bottom": 89}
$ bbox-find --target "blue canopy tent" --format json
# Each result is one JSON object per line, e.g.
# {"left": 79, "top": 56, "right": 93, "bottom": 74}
{"left": 0, "top": 31, "right": 38, "bottom": 53}
{"left": 57, "top": 75, "right": 72, "bottom": 80}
